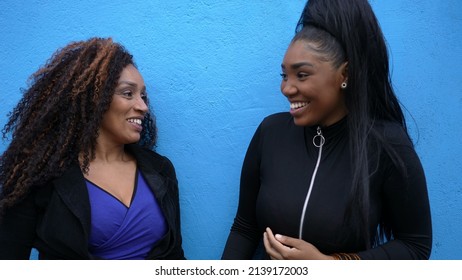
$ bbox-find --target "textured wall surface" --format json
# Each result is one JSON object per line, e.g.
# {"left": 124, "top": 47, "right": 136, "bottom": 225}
{"left": 0, "top": 0, "right": 460, "bottom": 260}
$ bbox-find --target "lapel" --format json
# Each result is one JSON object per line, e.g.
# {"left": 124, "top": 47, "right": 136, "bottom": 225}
{"left": 52, "top": 164, "right": 91, "bottom": 237}
{"left": 126, "top": 145, "right": 180, "bottom": 259}
{"left": 127, "top": 144, "right": 168, "bottom": 201}
{"left": 49, "top": 145, "right": 171, "bottom": 259}
{"left": 50, "top": 145, "right": 168, "bottom": 234}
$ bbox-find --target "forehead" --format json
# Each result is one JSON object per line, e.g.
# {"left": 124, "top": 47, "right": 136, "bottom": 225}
{"left": 282, "top": 40, "right": 333, "bottom": 68}
{"left": 284, "top": 40, "right": 322, "bottom": 60}
{"left": 118, "top": 64, "right": 144, "bottom": 85}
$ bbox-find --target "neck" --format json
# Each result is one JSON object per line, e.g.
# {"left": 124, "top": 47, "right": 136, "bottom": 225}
{"left": 80, "top": 143, "right": 131, "bottom": 165}
{"left": 93, "top": 143, "right": 129, "bottom": 163}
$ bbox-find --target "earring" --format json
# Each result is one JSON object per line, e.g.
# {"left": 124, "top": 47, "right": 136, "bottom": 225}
{"left": 341, "top": 82, "right": 347, "bottom": 89}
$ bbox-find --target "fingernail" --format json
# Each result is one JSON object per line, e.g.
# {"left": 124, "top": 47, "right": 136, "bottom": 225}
{"left": 275, "top": 234, "right": 282, "bottom": 239}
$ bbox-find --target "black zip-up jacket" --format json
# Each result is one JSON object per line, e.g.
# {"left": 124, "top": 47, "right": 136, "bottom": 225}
{"left": 222, "top": 113, "right": 432, "bottom": 259}
{"left": 0, "top": 144, "right": 185, "bottom": 259}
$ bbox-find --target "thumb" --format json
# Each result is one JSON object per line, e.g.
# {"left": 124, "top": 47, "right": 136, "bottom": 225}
{"left": 274, "top": 234, "right": 302, "bottom": 248}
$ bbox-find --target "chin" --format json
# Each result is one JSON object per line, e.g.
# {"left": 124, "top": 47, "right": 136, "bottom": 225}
{"left": 130, "top": 138, "right": 141, "bottom": 144}
{"left": 124, "top": 136, "right": 141, "bottom": 144}
{"left": 293, "top": 117, "right": 315, "bottom": 127}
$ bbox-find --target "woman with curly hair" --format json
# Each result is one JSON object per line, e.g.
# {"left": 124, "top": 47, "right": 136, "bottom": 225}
{"left": 0, "top": 37, "right": 185, "bottom": 259}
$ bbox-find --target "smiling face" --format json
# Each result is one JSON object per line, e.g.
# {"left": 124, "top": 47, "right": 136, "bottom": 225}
{"left": 281, "top": 40, "right": 348, "bottom": 127}
{"left": 98, "top": 64, "right": 148, "bottom": 146}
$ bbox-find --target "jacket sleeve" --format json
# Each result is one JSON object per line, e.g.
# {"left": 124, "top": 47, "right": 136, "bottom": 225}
{"left": 222, "top": 124, "right": 263, "bottom": 259}
{"left": 0, "top": 192, "right": 37, "bottom": 259}
{"left": 358, "top": 135, "right": 432, "bottom": 259}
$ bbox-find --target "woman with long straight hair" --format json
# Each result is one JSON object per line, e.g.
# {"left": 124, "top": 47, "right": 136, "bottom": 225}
{"left": 222, "top": 0, "right": 432, "bottom": 260}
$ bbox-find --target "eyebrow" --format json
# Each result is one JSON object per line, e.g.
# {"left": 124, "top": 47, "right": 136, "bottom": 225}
{"left": 117, "top": 81, "right": 146, "bottom": 91}
{"left": 117, "top": 81, "right": 138, "bottom": 87}
{"left": 281, "top": 62, "right": 314, "bottom": 70}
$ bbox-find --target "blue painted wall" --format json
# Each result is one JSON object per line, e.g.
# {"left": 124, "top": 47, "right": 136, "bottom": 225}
{"left": 0, "top": 0, "right": 460, "bottom": 260}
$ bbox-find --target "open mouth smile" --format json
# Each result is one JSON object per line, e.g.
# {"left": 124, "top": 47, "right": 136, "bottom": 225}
{"left": 290, "top": 101, "right": 310, "bottom": 110}
{"left": 127, "top": 118, "right": 142, "bottom": 125}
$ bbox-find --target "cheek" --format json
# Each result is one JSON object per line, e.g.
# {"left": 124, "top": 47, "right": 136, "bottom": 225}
{"left": 317, "top": 78, "right": 342, "bottom": 100}
{"left": 100, "top": 110, "right": 124, "bottom": 129}
{"left": 320, "top": 91, "right": 341, "bottom": 106}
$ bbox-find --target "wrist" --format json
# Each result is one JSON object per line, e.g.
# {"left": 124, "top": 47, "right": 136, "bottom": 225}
{"left": 330, "top": 253, "right": 361, "bottom": 260}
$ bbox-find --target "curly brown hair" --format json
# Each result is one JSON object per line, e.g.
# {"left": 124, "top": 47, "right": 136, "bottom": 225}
{"left": 0, "top": 37, "right": 157, "bottom": 214}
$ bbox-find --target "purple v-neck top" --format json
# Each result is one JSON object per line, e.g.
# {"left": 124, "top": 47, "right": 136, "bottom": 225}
{"left": 85, "top": 170, "right": 168, "bottom": 259}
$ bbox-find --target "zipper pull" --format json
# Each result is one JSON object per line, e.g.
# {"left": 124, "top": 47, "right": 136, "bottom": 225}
{"left": 312, "top": 126, "right": 325, "bottom": 148}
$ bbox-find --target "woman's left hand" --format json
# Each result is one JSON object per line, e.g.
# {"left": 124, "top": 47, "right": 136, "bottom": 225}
{"left": 263, "top": 227, "right": 333, "bottom": 260}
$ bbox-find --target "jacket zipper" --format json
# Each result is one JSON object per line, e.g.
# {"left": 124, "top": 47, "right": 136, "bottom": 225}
{"left": 298, "top": 126, "right": 325, "bottom": 239}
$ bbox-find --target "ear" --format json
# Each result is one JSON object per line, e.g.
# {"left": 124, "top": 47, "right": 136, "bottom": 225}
{"left": 339, "top": 61, "right": 348, "bottom": 83}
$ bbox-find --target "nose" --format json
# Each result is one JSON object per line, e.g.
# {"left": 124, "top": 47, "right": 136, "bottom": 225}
{"left": 281, "top": 80, "right": 297, "bottom": 97}
{"left": 134, "top": 95, "right": 148, "bottom": 114}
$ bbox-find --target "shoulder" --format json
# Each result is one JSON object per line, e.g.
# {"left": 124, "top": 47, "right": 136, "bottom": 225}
{"left": 258, "top": 112, "right": 295, "bottom": 134}
{"left": 372, "top": 120, "right": 413, "bottom": 147}
{"left": 250, "top": 112, "right": 302, "bottom": 149}
{"left": 370, "top": 120, "right": 423, "bottom": 173}
{"left": 127, "top": 144, "right": 176, "bottom": 179}
{"left": 261, "top": 112, "right": 293, "bottom": 127}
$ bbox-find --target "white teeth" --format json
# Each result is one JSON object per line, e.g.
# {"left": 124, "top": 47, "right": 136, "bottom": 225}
{"left": 290, "top": 102, "right": 309, "bottom": 109}
{"left": 128, "top": 119, "right": 142, "bottom": 125}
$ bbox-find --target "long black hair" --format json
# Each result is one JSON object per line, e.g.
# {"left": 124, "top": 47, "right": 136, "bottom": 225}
{"left": 296, "top": 0, "right": 410, "bottom": 248}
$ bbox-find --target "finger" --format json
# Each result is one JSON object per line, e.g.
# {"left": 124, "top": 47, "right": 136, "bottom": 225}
{"left": 264, "top": 228, "right": 279, "bottom": 248}
{"left": 265, "top": 228, "right": 291, "bottom": 254}
{"left": 263, "top": 232, "right": 283, "bottom": 260}
{"left": 274, "top": 233, "right": 302, "bottom": 249}
{"left": 266, "top": 227, "right": 287, "bottom": 249}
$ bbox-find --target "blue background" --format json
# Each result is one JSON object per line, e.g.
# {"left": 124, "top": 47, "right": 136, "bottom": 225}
{"left": 0, "top": 0, "right": 460, "bottom": 259}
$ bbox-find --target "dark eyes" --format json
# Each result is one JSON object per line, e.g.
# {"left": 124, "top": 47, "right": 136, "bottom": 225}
{"left": 297, "top": 73, "right": 310, "bottom": 79}
{"left": 119, "top": 90, "right": 148, "bottom": 101}
{"left": 280, "top": 72, "right": 310, "bottom": 81}
{"left": 121, "top": 91, "right": 134, "bottom": 97}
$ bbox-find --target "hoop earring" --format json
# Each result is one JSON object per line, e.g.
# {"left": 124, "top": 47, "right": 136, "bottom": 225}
{"left": 341, "top": 82, "right": 347, "bottom": 89}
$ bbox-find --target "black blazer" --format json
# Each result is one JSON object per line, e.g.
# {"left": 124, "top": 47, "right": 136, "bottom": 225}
{"left": 0, "top": 144, "right": 185, "bottom": 259}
